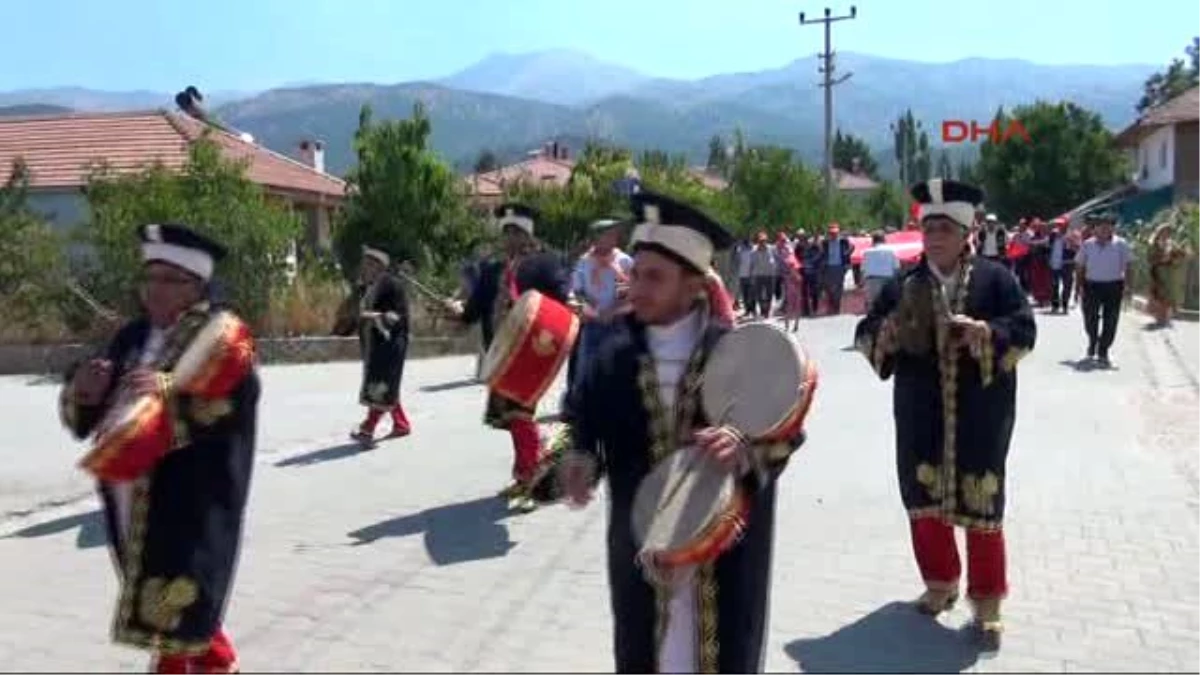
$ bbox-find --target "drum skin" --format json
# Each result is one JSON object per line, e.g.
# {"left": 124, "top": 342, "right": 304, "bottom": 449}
{"left": 80, "top": 394, "right": 173, "bottom": 482}
{"left": 631, "top": 445, "right": 749, "bottom": 569}
{"left": 701, "top": 322, "right": 818, "bottom": 442}
{"left": 481, "top": 290, "right": 579, "bottom": 409}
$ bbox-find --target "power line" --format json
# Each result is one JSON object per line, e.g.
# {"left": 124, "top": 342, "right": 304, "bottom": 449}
{"left": 799, "top": 6, "right": 857, "bottom": 213}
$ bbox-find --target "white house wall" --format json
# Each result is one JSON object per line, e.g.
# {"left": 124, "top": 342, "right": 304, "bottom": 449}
{"left": 1137, "top": 125, "right": 1176, "bottom": 191}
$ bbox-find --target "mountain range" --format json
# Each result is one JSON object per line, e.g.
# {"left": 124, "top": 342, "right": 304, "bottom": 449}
{"left": 0, "top": 50, "right": 1158, "bottom": 177}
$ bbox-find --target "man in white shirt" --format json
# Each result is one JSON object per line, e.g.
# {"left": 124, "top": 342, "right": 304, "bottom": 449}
{"left": 1074, "top": 211, "right": 1132, "bottom": 366}
{"left": 861, "top": 232, "right": 901, "bottom": 307}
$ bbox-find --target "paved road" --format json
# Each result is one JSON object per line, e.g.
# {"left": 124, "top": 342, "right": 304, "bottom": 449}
{"left": 0, "top": 309, "right": 1196, "bottom": 672}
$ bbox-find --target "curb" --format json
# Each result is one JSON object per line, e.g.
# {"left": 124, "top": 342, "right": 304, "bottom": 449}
{"left": 0, "top": 334, "right": 480, "bottom": 377}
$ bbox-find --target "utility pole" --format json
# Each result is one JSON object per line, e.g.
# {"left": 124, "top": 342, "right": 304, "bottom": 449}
{"left": 799, "top": 6, "right": 857, "bottom": 213}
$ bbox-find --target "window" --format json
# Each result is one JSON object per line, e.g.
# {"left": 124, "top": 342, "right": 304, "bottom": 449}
{"left": 1160, "top": 140, "right": 1168, "bottom": 169}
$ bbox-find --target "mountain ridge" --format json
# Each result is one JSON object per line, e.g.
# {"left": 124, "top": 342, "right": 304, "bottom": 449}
{"left": 0, "top": 50, "right": 1158, "bottom": 177}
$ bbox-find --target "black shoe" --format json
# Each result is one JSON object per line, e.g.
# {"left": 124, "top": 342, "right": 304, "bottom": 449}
{"left": 1098, "top": 353, "right": 1111, "bottom": 368}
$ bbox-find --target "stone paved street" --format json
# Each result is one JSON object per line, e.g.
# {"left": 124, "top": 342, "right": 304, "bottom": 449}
{"left": 0, "top": 309, "right": 1196, "bottom": 673}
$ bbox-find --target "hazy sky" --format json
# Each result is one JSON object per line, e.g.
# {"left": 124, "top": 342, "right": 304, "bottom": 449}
{"left": 4, "top": 0, "right": 1196, "bottom": 91}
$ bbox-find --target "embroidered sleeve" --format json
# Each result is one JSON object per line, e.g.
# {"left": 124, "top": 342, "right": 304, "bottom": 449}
{"left": 853, "top": 277, "right": 902, "bottom": 380}
{"left": 978, "top": 265, "right": 1037, "bottom": 387}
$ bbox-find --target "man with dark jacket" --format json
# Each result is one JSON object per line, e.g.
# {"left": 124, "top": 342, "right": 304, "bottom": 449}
{"left": 819, "top": 223, "right": 854, "bottom": 314}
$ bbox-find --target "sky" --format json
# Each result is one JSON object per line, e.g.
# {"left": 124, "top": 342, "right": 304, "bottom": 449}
{"left": 2, "top": 0, "right": 1196, "bottom": 91}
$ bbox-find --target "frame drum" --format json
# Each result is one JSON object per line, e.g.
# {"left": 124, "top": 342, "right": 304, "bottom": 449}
{"left": 701, "top": 322, "right": 818, "bottom": 441}
{"left": 630, "top": 445, "right": 749, "bottom": 569}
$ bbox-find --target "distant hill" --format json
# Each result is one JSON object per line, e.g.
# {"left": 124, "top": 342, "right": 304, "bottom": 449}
{"left": 0, "top": 103, "right": 73, "bottom": 117}
{"left": 1, "top": 51, "right": 1157, "bottom": 177}
{"left": 439, "top": 49, "right": 651, "bottom": 106}
{"left": 0, "top": 87, "right": 252, "bottom": 112}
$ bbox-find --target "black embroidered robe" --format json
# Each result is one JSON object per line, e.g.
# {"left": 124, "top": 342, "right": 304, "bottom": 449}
{"left": 854, "top": 256, "right": 1036, "bottom": 528}
{"left": 461, "top": 250, "right": 571, "bottom": 427}
{"left": 565, "top": 315, "right": 805, "bottom": 673}
{"left": 58, "top": 303, "right": 259, "bottom": 655}
{"left": 358, "top": 273, "right": 411, "bottom": 409}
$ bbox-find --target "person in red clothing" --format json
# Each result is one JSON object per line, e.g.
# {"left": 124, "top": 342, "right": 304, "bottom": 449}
{"left": 349, "top": 246, "right": 413, "bottom": 446}
{"left": 59, "top": 223, "right": 256, "bottom": 673}
{"left": 444, "top": 203, "right": 572, "bottom": 512}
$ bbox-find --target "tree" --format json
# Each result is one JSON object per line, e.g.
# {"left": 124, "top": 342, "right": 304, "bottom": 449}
{"left": 0, "top": 158, "right": 69, "bottom": 335}
{"left": 1137, "top": 37, "right": 1199, "bottom": 113}
{"left": 891, "top": 110, "right": 931, "bottom": 185}
{"left": 935, "top": 150, "right": 953, "bottom": 179}
{"left": 832, "top": 130, "right": 879, "bottom": 179}
{"left": 336, "top": 103, "right": 483, "bottom": 286}
{"left": 84, "top": 136, "right": 301, "bottom": 327}
{"left": 706, "top": 134, "right": 731, "bottom": 176}
{"left": 974, "top": 101, "right": 1129, "bottom": 220}
{"left": 865, "top": 181, "right": 909, "bottom": 230}
{"left": 473, "top": 149, "right": 500, "bottom": 174}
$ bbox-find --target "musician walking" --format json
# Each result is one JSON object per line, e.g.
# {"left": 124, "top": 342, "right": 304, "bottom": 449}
{"left": 58, "top": 223, "right": 258, "bottom": 674}
{"left": 855, "top": 179, "right": 1037, "bottom": 652}
{"left": 349, "top": 246, "right": 413, "bottom": 445}
{"left": 560, "top": 191, "right": 807, "bottom": 673}
{"left": 444, "top": 203, "right": 572, "bottom": 513}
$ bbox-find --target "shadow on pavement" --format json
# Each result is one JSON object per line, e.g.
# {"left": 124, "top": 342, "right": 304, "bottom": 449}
{"left": 346, "top": 495, "right": 516, "bottom": 566}
{"left": 419, "top": 378, "right": 481, "bottom": 393}
{"left": 784, "top": 601, "right": 980, "bottom": 673}
{"left": 274, "top": 442, "right": 364, "bottom": 468}
{"left": 1058, "top": 358, "right": 1117, "bottom": 373}
{"left": 6, "top": 509, "right": 108, "bottom": 550}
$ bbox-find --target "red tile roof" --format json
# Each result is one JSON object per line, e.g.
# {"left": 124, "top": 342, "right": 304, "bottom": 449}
{"left": 833, "top": 168, "right": 879, "bottom": 191}
{"left": 464, "top": 155, "right": 575, "bottom": 197}
{"left": 0, "top": 109, "right": 346, "bottom": 199}
{"left": 1115, "top": 86, "right": 1200, "bottom": 147}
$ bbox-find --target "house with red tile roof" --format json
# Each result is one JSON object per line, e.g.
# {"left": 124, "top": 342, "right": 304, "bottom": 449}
{"left": 1114, "top": 86, "right": 1199, "bottom": 206}
{"left": 0, "top": 109, "right": 346, "bottom": 250}
{"left": 463, "top": 141, "right": 575, "bottom": 209}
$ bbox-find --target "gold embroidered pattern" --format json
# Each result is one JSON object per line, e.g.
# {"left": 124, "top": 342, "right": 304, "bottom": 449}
{"left": 1000, "top": 346, "right": 1030, "bottom": 373}
{"left": 933, "top": 260, "right": 974, "bottom": 520}
{"left": 137, "top": 577, "right": 199, "bottom": 632}
{"left": 367, "top": 381, "right": 389, "bottom": 402}
{"left": 961, "top": 472, "right": 1000, "bottom": 516}
{"left": 532, "top": 329, "right": 556, "bottom": 357}
{"left": 697, "top": 562, "right": 720, "bottom": 673}
{"left": 916, "top": 462, "right": 947, "bottom": 501}
{"left": 190, "top": 398, "right": 234, "bottom": 426}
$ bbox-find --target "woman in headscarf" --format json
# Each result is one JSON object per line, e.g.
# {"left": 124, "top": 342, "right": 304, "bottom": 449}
{"left": 778, "top": 236, "right": 805, "bottom": 332}
{"left": 1146, "top": 222, "right": 1190, "bottom": 327}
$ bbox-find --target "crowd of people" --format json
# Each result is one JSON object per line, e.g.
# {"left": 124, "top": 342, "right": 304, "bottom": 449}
{"left": 52, "top": 173, "right": 1191, "bottom": 673}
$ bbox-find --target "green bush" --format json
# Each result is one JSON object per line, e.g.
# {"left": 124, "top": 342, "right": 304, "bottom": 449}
{"left": 81, "top": 135, "right": 301, "bottom": 328}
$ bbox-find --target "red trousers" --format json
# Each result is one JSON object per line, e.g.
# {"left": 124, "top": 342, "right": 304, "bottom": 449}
{"left": 154, "top": 627, "right": 238, "bottom": 673}
{"left": 508, "top": 418, "right": 542, "bottom": 484}
{"left": 909, "top": 516, "right": 1007, "bottom": 599}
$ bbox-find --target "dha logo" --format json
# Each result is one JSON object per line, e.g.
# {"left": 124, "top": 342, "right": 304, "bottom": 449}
{"left": 941, "top": 119, "right": 1032, "bottom": 144}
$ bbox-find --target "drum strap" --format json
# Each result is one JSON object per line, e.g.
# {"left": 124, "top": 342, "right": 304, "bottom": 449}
{"left": 155, "top": 304, "right": 217, "bottom": 373}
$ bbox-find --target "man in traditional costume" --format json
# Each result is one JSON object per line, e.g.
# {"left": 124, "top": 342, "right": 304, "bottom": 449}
{"left": 349, "top": 246, "right": 413, "bottom": 445}
{"left": 560, "top": 191, "right": 806, "bottom": 672}
{"left": 445, "top": 203, "right": 572, "bottom": 512}
{"left": 59, "top": 223, "right": 258, "bottom": 673}
{"left": 854, "top": 179, "right": 1036, "bottom": 652}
